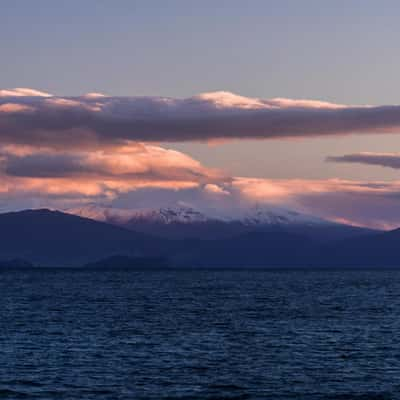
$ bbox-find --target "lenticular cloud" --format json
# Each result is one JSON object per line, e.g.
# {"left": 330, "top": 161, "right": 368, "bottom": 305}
{"left": 1, "top": 89, "right": 400, "bottom": 149}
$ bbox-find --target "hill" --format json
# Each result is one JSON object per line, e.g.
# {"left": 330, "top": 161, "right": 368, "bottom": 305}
{"left": 0, "top": 209, "right": 166, "bottom": 267}
{"left": 0, "top": 208, "right": 396, "bottom": 268}
{"left": 319, "top": 228, "right": 400, "bottom": 267}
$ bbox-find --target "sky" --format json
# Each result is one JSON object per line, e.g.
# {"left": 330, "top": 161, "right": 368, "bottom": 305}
{"left": 2, "top": 1, "right": 400, "bottom": 229}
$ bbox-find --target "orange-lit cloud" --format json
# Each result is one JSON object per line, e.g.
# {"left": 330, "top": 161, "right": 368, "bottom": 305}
{"left": 0, "top": 142, "right": 228, "bottom": 210}
{"left": 0, "top": 103, "right": 34, "bottom": 113}
{"left": 0, "top": 88, "right": 52, "bottom": 97}
{"left": 232, "top": 177, "right": 400, "bottom": 229}
{"left": 203, "top": 183, "right": 230, "bottom": 196}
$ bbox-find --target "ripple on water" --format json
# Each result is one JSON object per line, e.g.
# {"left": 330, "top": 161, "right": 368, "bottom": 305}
{"left": 1, "top": 268, "right": 400, "bottom": 399}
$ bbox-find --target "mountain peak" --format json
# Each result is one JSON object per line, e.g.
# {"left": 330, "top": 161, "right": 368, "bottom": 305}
{"left": 120, "top": 206, "right": 210, "bottom": 224}
{"left": 65, "top": 203, "right": 333, "bottom": 227}
{"left": 240, "top": 204, "right": 330, "bottom": 226}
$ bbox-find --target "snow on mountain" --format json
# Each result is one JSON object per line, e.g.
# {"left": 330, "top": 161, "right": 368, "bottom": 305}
{"left": 66, "top": 204, "right": 211, "bottom": 224}
{"left": 66, "top": 203, "right": 333, "bottom": 227}
{"left": 238, "top": 204, "right": 330, "bottom": 226}
{"left": 116, "top": 206, "right": 210, "bottom": 224}
{"left": 65, "top": 204, "right": 129, "bottom": 222}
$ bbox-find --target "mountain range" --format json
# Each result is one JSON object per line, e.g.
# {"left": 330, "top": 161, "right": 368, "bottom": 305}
{"left": 0, "top": 207, "right": 398, "bottom": 268}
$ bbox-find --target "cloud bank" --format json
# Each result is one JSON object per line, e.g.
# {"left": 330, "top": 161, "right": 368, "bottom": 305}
{"left": 1, "top": 88, "right": 400, "bottom": 149}
{"left": 0, "top": 142, "right": 228, "bottom": 211}
{"left": 1, "top": 88, "right": 400, "bottom": 229}
{"left": 0, "top": 140, "right": 399, "bottom": 228}
{"left": 232, "top": 177, "right": 400, "bottom": 229}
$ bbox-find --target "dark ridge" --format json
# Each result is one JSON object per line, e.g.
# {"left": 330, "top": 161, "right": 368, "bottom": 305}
{"left": 0, "top": 208, "right": 399, "bottom": 268}
{"left": 0, "top": 209, "right": 168, "bottom": 267}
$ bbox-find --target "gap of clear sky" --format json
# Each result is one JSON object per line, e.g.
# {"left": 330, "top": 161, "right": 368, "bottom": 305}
{"left": 2, "top": 0, "right": 400, "bottom": 181}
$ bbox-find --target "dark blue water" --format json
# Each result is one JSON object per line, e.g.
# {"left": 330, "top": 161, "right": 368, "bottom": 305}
{"left": 1, "top": 268, "right": 400, "bottom": 399}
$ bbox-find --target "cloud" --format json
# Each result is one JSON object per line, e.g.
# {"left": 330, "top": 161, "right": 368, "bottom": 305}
{"left": 203, "top": 183, "right": 230, "bottom": 196}
{"left": 0, "top": 88, "right": 52, "bottom": 97}
{"left": 1, "top": 144, "right": 225, "bottom": 182}
{"left": 0, "top": 143, "right": 229, "bottom": 211}
{"left": 110, "top": 185, "right": 236, "bottom": 214}
{"left": 0, "top": 103, "right": 34, "bottom": 113}
{"left": 1, "top": 138, "right": 400, "bottom": 228}
{"left": 1, "top": 88, "right": 400, "bottom": 149}
{"left": 232, "top": 177, "right": 400, "bottom": 229}
{"left": 327, "top": 152, "right": 400, "bottom": 169}
{"left": 2, "top": 87, "right": 400, "bottom": 229}
{"left": 87, "top": 176, "right": 400, "bottom": 230}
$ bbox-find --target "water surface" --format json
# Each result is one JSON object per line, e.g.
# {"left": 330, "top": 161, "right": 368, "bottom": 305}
{"left": 0, "top": 268, "right": 399, "bottom": 399}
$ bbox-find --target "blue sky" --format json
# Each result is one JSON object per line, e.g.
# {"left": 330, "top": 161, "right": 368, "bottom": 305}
{"left": 2, "top": 0, "right": 400, "bottom": 103}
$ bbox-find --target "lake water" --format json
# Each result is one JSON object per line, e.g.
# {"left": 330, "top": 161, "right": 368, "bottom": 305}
{"left": 0, "top": 268, "right": 399, "bottom": 400}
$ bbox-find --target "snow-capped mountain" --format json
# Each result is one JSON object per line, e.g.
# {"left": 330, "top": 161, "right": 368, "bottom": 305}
{"left": 120, "top": 206, "right": 210, "bottom": 224}
{"left": 66, "top": 203, "right": 330, "bottom": 226}
{"left": 66, "top": 204, "right": 211, "bottom": 224}
{"left": 238, "top": 204, "right": 329, "bottom": 226}
{"left": 65, "top": 203, "right": 375, "bottom": 241}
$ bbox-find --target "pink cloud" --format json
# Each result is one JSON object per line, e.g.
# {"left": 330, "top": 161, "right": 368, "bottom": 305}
{"left": 0, "top": 103, "right": 34, "bottom": 113}
{"left": 232, "top": 177, "right": 400, "bottom": 229}
{"left": 1, "top": 144, "right": 400, "bottom": 228}
{"left": 0, "top": 88, "right": 52, "bottom": 97}
{"left": 0, "top": 143, "right": 229, "bottom": 210}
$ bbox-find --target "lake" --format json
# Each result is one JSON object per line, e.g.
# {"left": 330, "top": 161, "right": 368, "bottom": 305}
{"left": 0, "top": 267, "right": 399, "bottom": 399}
